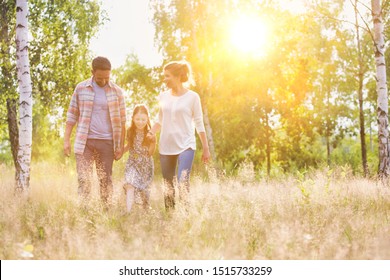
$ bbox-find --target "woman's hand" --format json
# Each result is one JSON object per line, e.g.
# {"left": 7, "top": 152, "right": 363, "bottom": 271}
{"left": 146, "top": 131, "right": 156, "bottom": 142}
{"left": 201, "top": 147, "right": 211, "bottom": 164}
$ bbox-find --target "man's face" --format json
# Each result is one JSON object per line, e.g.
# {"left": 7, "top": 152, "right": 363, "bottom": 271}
{"left": 92, "top": 69, "right": 111, "bottom": 87}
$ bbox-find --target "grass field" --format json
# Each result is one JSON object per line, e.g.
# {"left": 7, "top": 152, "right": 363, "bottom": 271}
{"left": 1, "top": 163, "right": 389, "bottom": 260}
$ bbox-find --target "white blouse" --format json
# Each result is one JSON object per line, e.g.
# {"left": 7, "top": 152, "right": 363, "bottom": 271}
{"left": 156, "top": 89, "right": 205, "bottom": 155}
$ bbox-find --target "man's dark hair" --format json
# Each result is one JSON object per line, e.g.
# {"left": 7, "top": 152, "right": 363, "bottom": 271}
{"left": 92, "top": 56, "right": 111, "bottom": 71}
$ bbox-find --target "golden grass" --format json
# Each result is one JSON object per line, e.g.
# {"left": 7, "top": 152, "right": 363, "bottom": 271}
{"left": 1, "top": 163, "right": 389, "bottom": 260}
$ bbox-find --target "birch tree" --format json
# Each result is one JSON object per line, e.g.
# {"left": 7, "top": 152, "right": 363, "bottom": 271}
{"left": 1, "top": 0, "right": 18, "bottom": 170}
{"left": 1, "top": 0, "right": 102, "bottom": 174}
{"left": 15, "top": 0, "right": 32, "bottom": 192}
{"left": 372, "top": 0, "right": 390, "bottom": 178}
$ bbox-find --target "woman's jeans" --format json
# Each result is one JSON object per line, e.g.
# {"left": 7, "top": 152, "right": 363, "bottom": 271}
{"left": 160, "top": 148, "right": 195, "bottom": 209}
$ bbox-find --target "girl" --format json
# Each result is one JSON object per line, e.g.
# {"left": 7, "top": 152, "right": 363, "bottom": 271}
{"left": 123, "top": 104, "right": 156, "bottom": 212}
{"left": 147, "top": 60, "right": 210, "bottom": 210}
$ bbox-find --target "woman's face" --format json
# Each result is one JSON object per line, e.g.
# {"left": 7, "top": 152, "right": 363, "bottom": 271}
{"left": 163, "top": 69, "right": 180, "bottom": 89}
{"left": 133, "top": 112, "right": 148, "bottom": 130}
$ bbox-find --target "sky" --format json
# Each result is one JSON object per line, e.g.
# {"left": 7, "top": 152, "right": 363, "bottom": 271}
{"left": 88, "top": 0, "right": 305, "bottom": 70}
{"left": 88, "top": 0, "right": 358, "bottom": 70}
{"left": 89, "top": 0, "right": 163, "bottom": 69}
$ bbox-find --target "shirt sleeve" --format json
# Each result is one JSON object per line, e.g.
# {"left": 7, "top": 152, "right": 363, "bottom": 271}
{"left": 118, "top": 88, "right": 127, "bottom": 125}
{"left": 154, "top": 93, "right": 163, "bottom": 125}
{"left": 193, "top": 93, "right": 205, "bottom": 133}
{"left": 66, "top": 89, "right": 80, "bottom": 125}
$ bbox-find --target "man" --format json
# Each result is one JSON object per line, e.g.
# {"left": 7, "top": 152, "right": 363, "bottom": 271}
{"left": 64, "top": 56, "right": 126, "bottom": 206}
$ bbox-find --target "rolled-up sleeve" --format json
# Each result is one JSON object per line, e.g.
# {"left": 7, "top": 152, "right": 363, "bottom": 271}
{"left": 155, "top": 94, "right": 162, "bottom": 125}
{"left": 118, "top": 89, "right": 126, "bottom": 125}
{"left": 193, "top": 94, "right": 205, "bottom": 133}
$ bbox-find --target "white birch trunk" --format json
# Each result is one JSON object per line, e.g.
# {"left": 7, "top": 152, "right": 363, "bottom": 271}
{"left": 372, "top": 0, "right": 390, "bottom": 177}
{"left": 16, "top": 0, "right": 33, "bottom": 192}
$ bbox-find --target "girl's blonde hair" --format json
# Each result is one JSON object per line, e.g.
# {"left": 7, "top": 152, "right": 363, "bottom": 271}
{"left": 164, "top": 60, "right": 194, "bottom": 85}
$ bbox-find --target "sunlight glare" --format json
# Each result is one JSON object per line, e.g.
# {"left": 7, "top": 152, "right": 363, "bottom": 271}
{"left": 230, "top": 17, "right": 269, "bottom": 55}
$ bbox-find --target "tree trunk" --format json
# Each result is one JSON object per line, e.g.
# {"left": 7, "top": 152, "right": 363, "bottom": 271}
{"left": 1, "top": 1, "right": 20, "bottom": 177}
{"left": 372, "top": 0, "right": 390, "bottom": 178}
{"left": 358, "top": 75, "right": 368, "bottom": 176}
{"left": 326, "top": 91, "right": 331, "bottom": 166}
{"left": 16, "top": 0, "right": 33, "bottom": 192}
{"left": 7, "top": 99, "right": 20, "bottom": 171}
{"left": 355, "top": 0, "right": 368, "bottom": 177}
{"left": 326, "top": 130, "right": 330, "bottom": 166}
{"left": 264, "top": 110, "right": 271, "bottom": 177}
{"left": 202, "top": 104, "right": 216, "bottom": 161}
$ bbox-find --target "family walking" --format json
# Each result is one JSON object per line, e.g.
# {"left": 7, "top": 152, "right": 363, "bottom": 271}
{"left": 64, "top": 56, "right": 210, "bottom": 212}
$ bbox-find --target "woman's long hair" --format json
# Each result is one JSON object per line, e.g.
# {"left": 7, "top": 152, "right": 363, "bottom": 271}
{"left": 126, "top": 104, "right": 151, "bottom": 149}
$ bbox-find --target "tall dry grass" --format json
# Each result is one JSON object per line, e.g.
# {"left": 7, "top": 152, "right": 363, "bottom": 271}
{"left": 1, "top": 163, "right": 389, "bottom": 260}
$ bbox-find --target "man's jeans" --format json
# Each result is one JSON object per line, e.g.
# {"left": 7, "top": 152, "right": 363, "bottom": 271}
{"left": 76, "top": 139, "right": 114, "bottom": 205}
{"left": 160, "top": 148, "right": 195, "bottom": 209}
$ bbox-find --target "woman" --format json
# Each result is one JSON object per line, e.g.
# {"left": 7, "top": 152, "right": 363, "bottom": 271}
{"left": 148, "top": 60, "right": 210, "bottom": 210}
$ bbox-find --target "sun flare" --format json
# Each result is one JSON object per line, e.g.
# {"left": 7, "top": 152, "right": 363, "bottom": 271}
{"left": 230, "top": 17, "right": 269, "bottom": 55}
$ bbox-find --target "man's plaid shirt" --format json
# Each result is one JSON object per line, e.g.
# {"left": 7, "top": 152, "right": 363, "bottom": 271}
{"left": 66, "top": 77, "right": 126, "bottom": 154}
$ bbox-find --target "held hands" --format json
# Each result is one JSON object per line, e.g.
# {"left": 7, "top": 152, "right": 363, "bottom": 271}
{"left": 146, "top": 131, "right": 157, "bottom": 143}
{"left": 114, "top": 147, "right": 123, "bottom": 160}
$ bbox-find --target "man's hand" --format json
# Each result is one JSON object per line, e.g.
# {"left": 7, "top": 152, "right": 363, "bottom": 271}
{"left": 63, "top": 123, "right": 75, "bottom": 157}
{"left": 64, "top": 140, "right": 71, "bottom": 157}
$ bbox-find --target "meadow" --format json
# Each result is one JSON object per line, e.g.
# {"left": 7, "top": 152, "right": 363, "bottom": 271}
{"left": 1, "top": 163, "right": 389, "bottom": 260}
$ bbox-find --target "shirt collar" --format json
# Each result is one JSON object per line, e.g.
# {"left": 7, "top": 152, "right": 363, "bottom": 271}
{"left": 86, "top": 76, "right": 113, "bottom": 88}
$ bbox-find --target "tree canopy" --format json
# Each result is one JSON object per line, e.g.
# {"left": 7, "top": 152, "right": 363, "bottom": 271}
{"left": 0, "top": 0, "right": 387, "bottom": 177}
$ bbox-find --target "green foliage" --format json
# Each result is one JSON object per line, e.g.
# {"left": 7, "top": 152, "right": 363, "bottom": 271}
{"left": 330, "top": 136, "right": 378, "bottom": 176}
{"left": 150, "top": 0, "right": 381, "bottom": 176}
{"left": 112, "top": 53, "right": 161, "bottom": 118}
{"left": 28, "top": 0, "right": 104, "bottom": 117}
{"left": 31, "top": 101, "right": 65, "bottom": 162}
{"left": 0, "top": 0, "right": 104, "bottom": 165}
{"left": 0, "top": 141, "right": 13, "bottom": 165}
{"left": 0, "top": 0, "right": 384, "bottom": 178}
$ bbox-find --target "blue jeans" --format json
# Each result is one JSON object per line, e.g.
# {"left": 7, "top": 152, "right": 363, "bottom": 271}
{"left": 160, "top": 148, "right": 195, "bottom": 209}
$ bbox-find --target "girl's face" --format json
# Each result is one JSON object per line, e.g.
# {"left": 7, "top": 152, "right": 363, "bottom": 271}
{"left": 133, "top": 112, "right": 148, "bottom": 130}
{"left": 164, "top": 69, "right": 180, "bottom": 89}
